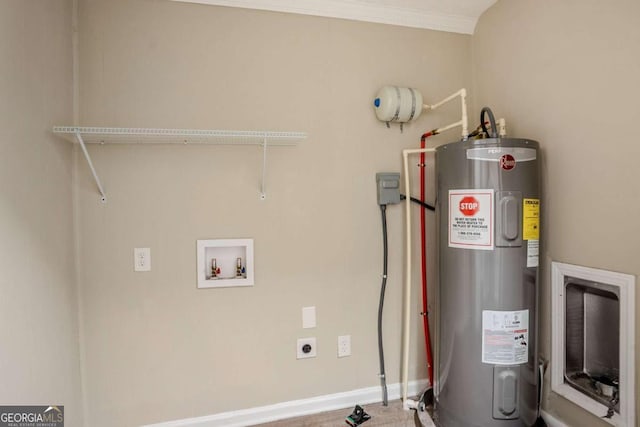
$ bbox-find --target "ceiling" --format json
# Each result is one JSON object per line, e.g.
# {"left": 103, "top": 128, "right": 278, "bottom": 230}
{"left": 171, "top": 0, "right": 497, "bottom": 34}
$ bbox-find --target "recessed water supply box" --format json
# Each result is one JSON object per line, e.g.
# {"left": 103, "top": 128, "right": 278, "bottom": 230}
{"left": 551, "top": 262, "right": 635, "bottom": 426}
{"left": 196, "top": 239, "right": 254, "bottom": 288}
{"left": 565, "top": 279, "right": 619, "bottom": 406}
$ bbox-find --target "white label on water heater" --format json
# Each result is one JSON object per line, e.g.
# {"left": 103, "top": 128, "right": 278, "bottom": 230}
{"left": 527, "top": 240, "right": 539, "bottom": 267}
{"left": 448, "top": 189, "right": 494, "bottom": 250}
{"left": 482, "top": 310, "right": 529, "bottom": 365}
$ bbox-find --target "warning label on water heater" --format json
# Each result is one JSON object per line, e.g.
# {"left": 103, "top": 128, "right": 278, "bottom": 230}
{"left": 482, "top": 310, "right": 529, "bottom": 365}
{"left": 523, "top": 198, "right": 540, "bottom": 240}
{"left": 449, "top": 189, "right": 494, "bottom": 250}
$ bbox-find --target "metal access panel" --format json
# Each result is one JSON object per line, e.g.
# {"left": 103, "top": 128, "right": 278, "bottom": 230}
{"left": 564, "top": 278, "right": 620, "bottom": 411}
{"left": 434, "top": 138, "right": 540, "bottom": 427}
{"left": 493, "top": 366, "right": 520, "bottom": 419}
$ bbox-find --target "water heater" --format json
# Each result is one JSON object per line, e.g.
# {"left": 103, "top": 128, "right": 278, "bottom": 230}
{"left": 435, "top": 137, "right": 540, "bottom": 427}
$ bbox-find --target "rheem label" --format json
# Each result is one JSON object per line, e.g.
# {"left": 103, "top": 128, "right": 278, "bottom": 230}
{"left": 449, "top": 189, "right": 494, "bottom": 250}
{"left": 500, "top": 154, "right": 516, "bottom": 170}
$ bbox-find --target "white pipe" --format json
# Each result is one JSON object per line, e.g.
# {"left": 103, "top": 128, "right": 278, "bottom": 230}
{"left": 426, "top": 90, "right": 461, "bottom": 110}
{"left": 401, "top": 147, "right": 436, "bottom": 409}
{"left": 423, "top": 88, "right": 468, "bottom": 138}
{"left": 434, "top": 120, "right": 463, "bottom": 135}
{"left": 460, "top": 88, "right": 468, "bottom": 137}
{"left": 497, "top": 118, "right": 507, "bottom": 137}
{"left": 403, "top": 398, "right": 419, "bottom": 411}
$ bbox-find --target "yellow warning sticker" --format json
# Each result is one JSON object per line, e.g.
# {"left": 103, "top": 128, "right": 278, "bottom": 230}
{"left": 523, "top": 199, "right": 540, "bottom": 240}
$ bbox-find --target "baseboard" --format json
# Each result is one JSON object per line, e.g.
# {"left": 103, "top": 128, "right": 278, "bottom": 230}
{"left": 144, "top": 379, "right": 430, "bottom": 427}
{"left": 540, "top": 410, "right": 569, "bottom": 427}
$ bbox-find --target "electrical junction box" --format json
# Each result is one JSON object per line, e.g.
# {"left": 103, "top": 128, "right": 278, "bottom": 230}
{"left": 376, "top": 172, "right": 401, "bottom": 205}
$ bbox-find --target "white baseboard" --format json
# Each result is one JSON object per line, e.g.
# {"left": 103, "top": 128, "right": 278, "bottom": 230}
{"left": 540, "top": 410, "right": 569, "bottom": 427}
{"left": 144, "top": 379, "right": 430, "bottom": 427}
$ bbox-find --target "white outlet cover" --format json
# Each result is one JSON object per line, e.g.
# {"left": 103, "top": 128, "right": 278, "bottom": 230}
{"left": 338, "top": 335, "right": 351, "bottom": 357}
{"left": 134, "top": 247, "right": 151, "bottom": 272}
{"left": 296, "top": 337, "right": 316, "bottom": 359}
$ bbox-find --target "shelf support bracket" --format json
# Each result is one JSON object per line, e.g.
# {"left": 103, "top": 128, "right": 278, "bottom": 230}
{"left": 260, "top": 136, "right": 268, "bottom": 200}
{"left": 75, "top": 130, "right": 107, "bottom": 203}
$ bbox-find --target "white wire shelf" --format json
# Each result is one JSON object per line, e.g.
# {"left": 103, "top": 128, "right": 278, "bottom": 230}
{"left": 52, "top": 126, "right": 306, "bottom": 146}
{"left": 53, "top": 126, "right": 307, "bottom": 202}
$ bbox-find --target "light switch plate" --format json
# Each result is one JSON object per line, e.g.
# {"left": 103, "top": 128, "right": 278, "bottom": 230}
{"left": 302, "top": 306, "right": 316, "bottom": 329}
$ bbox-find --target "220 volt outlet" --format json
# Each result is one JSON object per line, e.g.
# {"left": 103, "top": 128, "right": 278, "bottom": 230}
{"left": 296, "top": 337, "right": 316, "bottom": 359}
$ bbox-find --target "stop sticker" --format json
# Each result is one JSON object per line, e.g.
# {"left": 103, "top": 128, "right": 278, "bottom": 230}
{"left": 459, "top": 196, "right": 479, "bottom": 216}
{"left": 449, "top": 189, "right": 494, "bottom": 250}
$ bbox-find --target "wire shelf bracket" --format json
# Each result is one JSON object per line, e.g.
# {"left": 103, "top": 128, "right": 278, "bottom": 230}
{"left": 74, "top": 130, "right": 107, "bottom": 203}
{"left": 260, "top": 137, "right": 268, "bottom": 200}
{"left": 53, "top": 126, "right": 306, "bottom": 203}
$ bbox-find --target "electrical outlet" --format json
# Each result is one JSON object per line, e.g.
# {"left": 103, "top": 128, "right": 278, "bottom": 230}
{"left": 296, "top": 337, "right": 317, "bottom": 359}
{"left": 338, "top": 335, "right": 351, "bottom": 357}
{"left": 134, "top": 247, "right": 151, "bottom": 272}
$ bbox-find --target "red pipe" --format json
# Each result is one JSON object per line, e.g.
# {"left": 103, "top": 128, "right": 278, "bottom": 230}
{"left": 420, "top": 132, "right": 435, "bottom": 386}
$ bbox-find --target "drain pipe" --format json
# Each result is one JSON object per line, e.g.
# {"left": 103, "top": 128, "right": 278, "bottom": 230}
{"left": 401, "top": 118, "right": 467, "bottom": 410}
{"left": 401, "top": 147, "right": 435, "bottom": 410}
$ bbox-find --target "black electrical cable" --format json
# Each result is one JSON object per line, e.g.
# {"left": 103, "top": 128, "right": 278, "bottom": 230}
{"left": 480, "top": 106, "right": 498, "bottom": 138}
{"left": 377, "top": 204, "right": 389, "bottom": 406}
{"left": 400, "top": 194, "right": 435, "bottom": 211}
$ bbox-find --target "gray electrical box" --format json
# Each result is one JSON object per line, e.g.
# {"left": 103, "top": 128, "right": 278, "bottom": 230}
{"left": 376, "top": 172, "right": 401, "bottom": 205}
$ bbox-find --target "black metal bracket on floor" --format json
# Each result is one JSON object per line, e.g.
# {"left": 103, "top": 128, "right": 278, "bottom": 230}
{"left": 345, "top": 405, "right": 371, "bottom": 426}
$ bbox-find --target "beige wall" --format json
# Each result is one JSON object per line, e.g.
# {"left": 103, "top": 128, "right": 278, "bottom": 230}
{"left": 75, "top": 0, "right": 471, "bottom": 425}
{"left": 6, "top": 1, "right": 636, "bottom": 426}
{"left": 473, "top": 1, "right": 640, "bottom": 426}
{"left": 7, "top": 1, "right": 635, "bottom": 426}
{"left": 0, "top": 0, "right": 83, "bottom": 425}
